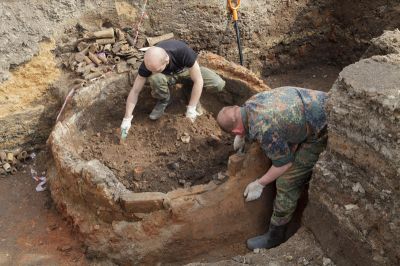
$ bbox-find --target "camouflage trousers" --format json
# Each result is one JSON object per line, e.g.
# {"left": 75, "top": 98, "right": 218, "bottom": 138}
{"left": 147, "top": 67, "right": 226, "bottom": 101}
{"left": 270, "top": 130, "right": 328, "bottom": 226}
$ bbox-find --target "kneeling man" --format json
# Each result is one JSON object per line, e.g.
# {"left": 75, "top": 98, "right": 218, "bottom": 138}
{"left": 121, "top": 40, "right": 225, "bottom": 134}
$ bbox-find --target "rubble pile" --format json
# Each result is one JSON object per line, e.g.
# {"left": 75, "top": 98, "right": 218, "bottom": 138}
{"left": 57, "top": 26, "right": 174, "bottom": 86}
{"left": 0, "top": 148, "right": 30, "bottom": 176}
{"left": 304, "top": 30, "right": 400, "bottom": 266}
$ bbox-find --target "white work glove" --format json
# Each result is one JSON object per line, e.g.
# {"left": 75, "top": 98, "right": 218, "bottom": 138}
{"left": 186, "top": 105, "right": 199, "bottom": 123}
{"left": 121, "top": 115, "right": 133, "bottom": 133}
{"left": 233, "top": 135, "right": 245, "bottom": 151}
{"left": 244, "top": 179, "right": 265, "bottom": 202}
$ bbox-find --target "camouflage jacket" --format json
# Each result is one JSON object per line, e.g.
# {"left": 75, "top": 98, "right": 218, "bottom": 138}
{"left": 241, "top": 86, "right": 327, "bottom": 167}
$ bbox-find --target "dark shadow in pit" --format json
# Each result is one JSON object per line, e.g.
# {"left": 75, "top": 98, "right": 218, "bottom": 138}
{"left": 286, "top": 184, "right": 309, "bottom": 239}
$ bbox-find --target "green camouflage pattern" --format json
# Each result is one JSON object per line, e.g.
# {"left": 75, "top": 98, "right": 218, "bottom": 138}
{"left": 148, "top": 67, "right": 225, "bottom": 101}
{"left": 241, "top": 86, "right": 327, "bottom": 167}
{"left": 240, "top": 87, "right": 328, "bottom": 226}
{"left": 271, "top": 131, "right": 327, "bottom": 225}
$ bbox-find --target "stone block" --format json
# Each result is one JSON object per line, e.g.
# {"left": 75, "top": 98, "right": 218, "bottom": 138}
{"left": 363, "top": 29, "right": 400, "bottom": 58}
{"left": 327, "top": 54, "right": 400, "bottom": 177}
{"left": 305, "top": 152, "right": 400, "bottom": 266}
{"left": 120, "top": 191, "right": 166, "bottom": 213}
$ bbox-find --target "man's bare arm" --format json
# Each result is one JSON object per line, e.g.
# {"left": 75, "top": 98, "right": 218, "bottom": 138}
{"left": 258, "top": 162, "right": 293, "bottom": 186}
{"left": 188, "top": 61, "right": 204, "bottom": 107}
{"left": 124, "top": 75, "right": 147, "bottom": 118}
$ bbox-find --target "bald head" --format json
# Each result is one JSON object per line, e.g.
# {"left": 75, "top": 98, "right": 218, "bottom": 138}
{"left": 144, "top": 47, "right": 169, "bottom": 73}
{"left": 217, "top": 106, "right": 241, "bottom": 133}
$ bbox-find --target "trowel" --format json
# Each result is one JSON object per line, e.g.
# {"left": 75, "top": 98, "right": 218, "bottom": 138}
{"left": 120, "top": 128, "right": 128, "bottom": 145}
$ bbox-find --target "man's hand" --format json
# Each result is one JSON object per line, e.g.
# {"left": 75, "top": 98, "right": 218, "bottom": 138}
{"left": 186, "top": 105, "right": 199, "bottom": 122}
{"left": 233, "top": 135, "right": 245, "bottom": 151}
{"left": 244, "top": 179, "right": 265, "bottom": 202}
{"left": 121, "top": 115, "right": 133, "bottom": 133}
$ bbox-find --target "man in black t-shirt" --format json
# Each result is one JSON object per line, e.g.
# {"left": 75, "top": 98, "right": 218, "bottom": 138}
{"left": 121, "top": 40, "right": 225, "bottom": 133}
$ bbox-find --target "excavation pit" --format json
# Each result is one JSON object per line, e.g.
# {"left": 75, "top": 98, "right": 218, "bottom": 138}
{"left": 79, "top": 89, "right": 233, "bottom": 193}
{"left": 48, "top": 53, "right": 273, "bottom": 265}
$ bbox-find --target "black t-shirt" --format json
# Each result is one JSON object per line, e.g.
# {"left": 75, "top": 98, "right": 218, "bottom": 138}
{"left": 138, "top": 40, "right": 197, "bottom": 77}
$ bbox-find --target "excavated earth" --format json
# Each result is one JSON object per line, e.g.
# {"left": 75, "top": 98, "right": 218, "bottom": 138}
{"left": 47, "top": 53, "right": 277, "bottom": 265}
{"left": 79, "top": 92, "right": 233, "bottom": 193}
{"left": 1, "top": 0, "right": 400, "bottom": 265}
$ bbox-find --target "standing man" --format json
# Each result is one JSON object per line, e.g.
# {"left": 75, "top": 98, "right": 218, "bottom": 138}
{"left": 217, "top": 86, "right": 328, "bottom": 250}
{"left": 121, "top": 40, "right": 225, "bottom": 133}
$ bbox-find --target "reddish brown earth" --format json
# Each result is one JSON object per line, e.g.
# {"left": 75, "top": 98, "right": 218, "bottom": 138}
{"left": 78, "top": 64, "right": 341, "bottom": 194}
{"left": 80, "top": 95, "right": 233, "bottom": 193}
{"left": 0, "top": 153, "right": 87, "bottom": 265}
{"left": 0, "top": 66, "right": 339, "bottom": 264}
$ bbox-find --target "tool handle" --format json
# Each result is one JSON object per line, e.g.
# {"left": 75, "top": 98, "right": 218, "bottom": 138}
{"left": 121, "top": 128, "right": 128, "bottom": 140}
{"left": 228, "top": 0, "right": 241, "bottom": 21}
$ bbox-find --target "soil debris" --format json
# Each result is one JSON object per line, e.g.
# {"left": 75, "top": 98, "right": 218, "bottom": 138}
{"left": 80, "top": 101, "right": 233, "bottom": 193}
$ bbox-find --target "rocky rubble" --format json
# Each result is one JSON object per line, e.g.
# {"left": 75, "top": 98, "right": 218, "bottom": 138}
{"left": 363, "top": 29, "right": 400, "bottom": 58}
{"left": 304, "top": 30, "right": 400, "bottom": 265}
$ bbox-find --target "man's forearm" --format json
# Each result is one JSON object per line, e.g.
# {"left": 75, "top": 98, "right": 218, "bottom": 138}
{"left": 258, "top": 162, "right": 293, "bottom": 186}
{"left": 188, "top": 61, "right": 203, "bottom": 107}
{"left": 124, "top": 76, "right": 146, "bottom": 118}
{"left": 124, "top": 89, "right": 139, "bottom": 118}
{"left": 188, "top": 80, "right": 203, "bottom": 107}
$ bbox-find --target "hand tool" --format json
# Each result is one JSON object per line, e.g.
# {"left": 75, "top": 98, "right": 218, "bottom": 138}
{"left": 228, "top": 0, "right": 243, "bottom": 65}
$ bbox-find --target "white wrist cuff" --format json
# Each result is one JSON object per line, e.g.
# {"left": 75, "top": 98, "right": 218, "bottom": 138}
{"left": 256, "top": 179, "right": 265, "bottom": 187}
{"left": 187, "top": 105, "right": 196, "bottom": 112}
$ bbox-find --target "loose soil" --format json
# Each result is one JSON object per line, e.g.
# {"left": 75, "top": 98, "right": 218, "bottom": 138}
{"left": 0, "top": 152, "right": 87, "bottom": 265}
{"left": 78, "top": 64, "right": 340, "bottom": 194}
{"left": 80, "top": 95, "right": 233, "bottom": 193}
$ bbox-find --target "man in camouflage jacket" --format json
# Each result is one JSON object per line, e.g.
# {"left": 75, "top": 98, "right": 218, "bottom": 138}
{"left": 217, "top": 86, "right": 328, "bottom": 250}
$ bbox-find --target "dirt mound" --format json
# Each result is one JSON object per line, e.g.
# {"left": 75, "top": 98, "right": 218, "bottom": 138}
{"left": 80, "top": 97, "right": 233, "bottom": 193}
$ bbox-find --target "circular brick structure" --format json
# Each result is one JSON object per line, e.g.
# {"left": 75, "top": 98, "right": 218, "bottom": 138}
{"left": 48, "top": 53, "right": 273, "bottom": 264}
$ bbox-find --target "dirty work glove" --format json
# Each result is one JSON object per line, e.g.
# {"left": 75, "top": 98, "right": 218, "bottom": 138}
{"left": 121, "top": 115, "right": 133, "bottom": 133}
{"left": 233, "top": 135, "right": 245, "bottom": 151}
{"left": 244, "top": 179, "right": 265, "bottom": 202}
{"left": 186, "top": 105, "right": 199, "bottom": 122}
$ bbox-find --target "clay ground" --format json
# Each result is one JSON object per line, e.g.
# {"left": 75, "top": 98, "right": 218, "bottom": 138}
{"left": 80, "top": 91, "right": 233, "bottom": 193}
{"left": 0, "top": 64, "right": 340, "bottom": 265}
{"left": 0, "top": 159, "right": 88, "bottom": 265}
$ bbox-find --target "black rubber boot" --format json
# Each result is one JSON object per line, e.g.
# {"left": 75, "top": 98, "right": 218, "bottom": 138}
{"left": 246, "top": 223, "right": 287, "bottom": 250}
{"left": 149, "top": 99, "right": 169, "bottom": 120}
